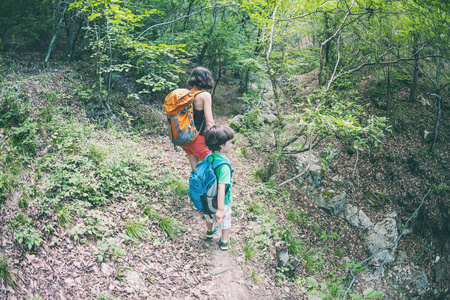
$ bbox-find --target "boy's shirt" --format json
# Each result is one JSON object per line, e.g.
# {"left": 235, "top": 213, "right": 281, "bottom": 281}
{"left": 209, "top": 153, "right": 233, "bottom": 205}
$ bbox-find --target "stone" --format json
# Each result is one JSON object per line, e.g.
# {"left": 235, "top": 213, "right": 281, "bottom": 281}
{"left": 410, "top": 270, "right": 428, "bottom": 294}
{"left": 330, "top": 149, "right": 340, "bottom": 161}
{"left": 343, "top": 204, "right": 374, "bottom": 230}
{"left": 365, "top": 217, "right": 398, "bottom": 268}
{"left": 375, "top": 173, "right": 383, "bottom": 181}
{"left": 210, "top": 267, "right": 229, "bottom": 276}
{"left": 397, "top": 250, "right": 408, "bottom": 264}
{"left": 435, "top": 259, "right": 447, "bottom": 282}
{"left": 362, "top": 191, "right": 387, "bottom": 207}
{"left": 386, "top": 212, "right": 397, "bottom": 218}
{"left": 275, "top": 241, "right": 289, "bottom": 268}
{"left": 314, "top": 192, "right": 346, "bottom": 216}
{"left": 125, "top": 270, "right": 146, "bottom": 288}
{"left": 229, "top": 115, "right": 246, "bottom": 133}
{"left": 289, "top": 153, "right": 324, "bottom": 190}
{"left": 331, "top": 175, "right": 347, "bottom": 189}
{"left": 101, "top": 263, "right": 115, "bottom": 277}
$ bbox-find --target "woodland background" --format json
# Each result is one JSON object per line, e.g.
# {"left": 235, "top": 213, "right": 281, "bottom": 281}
{"left": 0, "top": 0, "right": 449, "bottom": 299}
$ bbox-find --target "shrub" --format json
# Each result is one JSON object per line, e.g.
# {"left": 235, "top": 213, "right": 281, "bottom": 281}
{"left": 0, "top": 86, "right": 30, "bottom": 128}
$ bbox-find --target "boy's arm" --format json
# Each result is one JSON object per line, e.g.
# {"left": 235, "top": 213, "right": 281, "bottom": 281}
{"left": 215, "top": 183, "right": 226, "bottom": 222}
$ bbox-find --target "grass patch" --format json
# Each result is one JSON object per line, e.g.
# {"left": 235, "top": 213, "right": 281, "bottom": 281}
{"left": 125, "top": 220, "right": 148, "bottom": 240}
{"left": 0, "top": 254, "right": 17, "bottom": 288}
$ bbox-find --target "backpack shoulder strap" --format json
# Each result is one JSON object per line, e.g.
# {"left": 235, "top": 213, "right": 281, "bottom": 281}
{"left": 211, "top": 159, "right": 233, "bottom": 177}
{"left": 191, "top": 89, "right": 206, "bottom": 97}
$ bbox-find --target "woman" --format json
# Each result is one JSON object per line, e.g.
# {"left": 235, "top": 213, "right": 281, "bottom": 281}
{"left": 183, "top": 67, "right": 215, "bottom": 170}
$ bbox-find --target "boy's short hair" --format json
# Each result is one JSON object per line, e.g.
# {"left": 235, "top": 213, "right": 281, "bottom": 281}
{"left": 204, "top": 125, "right": 235, "bottom": 151}
{"left": 187, "top": 67, "right": 214, "bottom": 89}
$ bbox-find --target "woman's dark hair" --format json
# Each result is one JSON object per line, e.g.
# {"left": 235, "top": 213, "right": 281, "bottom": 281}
{"left": 187, "top": 67, "right": 214, "bottom": 89}
{"left": 204, "top": 125, "right": 235, "bottom": 151}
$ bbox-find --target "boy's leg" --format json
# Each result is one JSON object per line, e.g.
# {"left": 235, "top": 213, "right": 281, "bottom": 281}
{"left": 205, "top": 220, "right": 214, "bottom": 231}
{"left": 221, "top": 228, "right": 230, "bottom": 241}
{"left": 219, "top": 205, "right": 232, "bottom": 249}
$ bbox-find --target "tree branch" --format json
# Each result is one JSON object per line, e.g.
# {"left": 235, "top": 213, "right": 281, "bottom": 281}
{"left": 278, "top": 138, "right": 313, "bottom": 187}
{"left": 135, "top": 4, "right": 230, "bottom": 40}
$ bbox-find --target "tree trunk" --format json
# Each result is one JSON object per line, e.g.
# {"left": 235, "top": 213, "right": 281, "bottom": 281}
{"left": 431, "top": 56, "right": 441, "bottom": 153}
{"left": 409, "top": 35, "right": 419, "bottom": 102}
{"left": 198, "top": 4, "right": 219, "bottom": 66}
{"left": 386, "top": 65, "right": 391, "bottom": 117}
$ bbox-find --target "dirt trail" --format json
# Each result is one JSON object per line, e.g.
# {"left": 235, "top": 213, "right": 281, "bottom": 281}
{"left": 151, "top": 135, "right": 275, "bottom": 300}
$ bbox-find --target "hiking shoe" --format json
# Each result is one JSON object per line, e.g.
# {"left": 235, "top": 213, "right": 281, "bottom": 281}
{"left": 206, "top": 227, "right": 217, "bottom": 239}
{"left": 219, "top": 238, "right": 229, "bottom": 251}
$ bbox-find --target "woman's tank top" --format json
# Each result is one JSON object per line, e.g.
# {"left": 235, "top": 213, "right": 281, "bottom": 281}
{"left": 193, "top": 109, "right": 206, "bottom": 135}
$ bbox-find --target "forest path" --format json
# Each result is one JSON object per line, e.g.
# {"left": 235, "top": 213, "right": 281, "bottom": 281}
{"left": 137, "top": 132, "right": 280, "bottom": 299}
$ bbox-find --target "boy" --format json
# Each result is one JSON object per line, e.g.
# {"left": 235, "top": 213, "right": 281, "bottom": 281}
{"left": 203, "top": 125, "right": 234, "bottom": 251}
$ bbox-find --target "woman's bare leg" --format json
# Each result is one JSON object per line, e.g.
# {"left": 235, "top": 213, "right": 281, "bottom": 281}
{"left": 187, "top": 154, "right": 199, "bottom": 171}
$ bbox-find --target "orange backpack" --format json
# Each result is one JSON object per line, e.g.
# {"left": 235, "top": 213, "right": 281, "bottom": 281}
{"left": 164, "top": 89, "right": 204, "bottom": 147}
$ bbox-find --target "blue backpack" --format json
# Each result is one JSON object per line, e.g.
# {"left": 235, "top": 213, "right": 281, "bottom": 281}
{"left": 188, "top": 154, "right": 232, "bottom": 216}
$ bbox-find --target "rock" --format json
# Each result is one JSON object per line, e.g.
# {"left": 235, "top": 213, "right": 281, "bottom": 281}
{"left": 210, "top": 267, "right": 229, "bottom": 276}
{"left": 229, "top": 115, "right": 246, "bottom": 133}
{"left": 101, "top": 263, "right": 115, "bottom": 277}
{"left": 397, "top": 250, "right": 408, "bottom": 264}
{"left": 375, "top": 173, "right": 383, "bottom": 181}
{"left": 314, "top": 192, "right": 346, "bottom": 216}
{"left": 342, "top": 257, "right": 352, "bottom": 264}
{"left": 329, "top": 149, "right": 341, "bottom": 162}
{"left": 435, "top": 259, "right": 447, "bottom": 282}
{"left": 331, "top": 175, "right": 347, "bottom": 189}
{"left": 343, "top": 204, "right": 374, "bottom": 230}
{"left": 410, "top": 270, "right": 428, "bottom": 294}
{"left": 362, "top": 191, "right": 387, "bottom": 207}
{"left": 365, "top": 217, "right": 398, "bottom": 271}
{"left": 258, "top": 110, "right": 277, "bottom": 124}
{"left": 125, "top": 270, "right": 146, "bottom": 288}
{"left": 275, "top": 241, "right": 289, "bottom": 268}
{"left": 289, "top": 153, "right": 324, "bottom": 190}
{"left": 386, "top": 212, "right": 397, "bottom": 218}
{"left": 64, "top": 278, "right": 75, "bottom": 286}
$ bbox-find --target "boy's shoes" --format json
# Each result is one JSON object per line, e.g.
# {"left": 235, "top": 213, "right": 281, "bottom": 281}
{"left": 206, "top": 227, "right": 217, "bottom": 239}
{"left": 219, "top": 238, "right": 229, "bottom": 251}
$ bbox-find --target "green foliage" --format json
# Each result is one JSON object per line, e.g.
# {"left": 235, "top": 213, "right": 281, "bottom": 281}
{"left": 97, "top": 292, "right": 119, "bottom": 300}
{"left": 9, "top": 214, "right": 42, "bottom": 251}
{"left": 143, "top": 205, "right": 182, "bottom": 240}
{"left": 125, "top": 220, "right": 148, "bottom": 240}
{"left": 36, "top": 122, "right": 156, "bottom": 211}
{"left": 243, "top": 241, "right": 257, "bottom": 261}
{"left": 56, "top": 206, "right": 72, "bottom": 226}
{"left": 0, "top": 254, "right": 17, "bottom": 288}
{"left": 94, "top": 238, "right": 126, "bottom": 263}
{"left": 280, "top": 226, "right": 304, "bottom": 255}
{"left": 18, "top": 195, "right": 29, "bottom": 209}
{"left": 0, "top": 171, "right": 11, "bottom": 205}
{"left": 68, "top": 0, "right": 185, "bottom": 100}
{"left": 69, "top": 217, "right": 108, "bottom": 241}
{"left": 0, "top": 86, "right": 30, "bottom": 128}
{"left": 169, "top": 179, "right": 189, "bottom": 198}
{"left": 13, "top": 227, "right": 42, "bottom": 251}
{"left": 9, "top": 120, "right": 39, "bottom": 156}
{"left": 159, "top": 217, "right": 182, "bottom": 240}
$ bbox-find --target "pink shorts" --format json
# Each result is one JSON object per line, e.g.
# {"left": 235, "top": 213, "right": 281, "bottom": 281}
{"left": 183, "top": 135, "right": 210, "bottom": 160}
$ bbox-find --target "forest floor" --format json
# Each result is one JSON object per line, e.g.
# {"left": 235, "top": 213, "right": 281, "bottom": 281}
{"left": 0, "top": 59, "right": 449, "bottom": 300}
